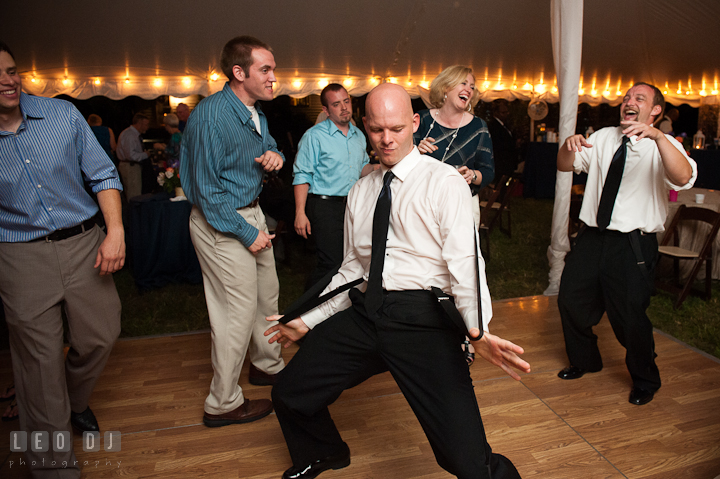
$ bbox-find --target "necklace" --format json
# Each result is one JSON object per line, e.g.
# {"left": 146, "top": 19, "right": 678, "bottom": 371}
{"left": 422, "top": 110, "right": 465, "bottom": 163}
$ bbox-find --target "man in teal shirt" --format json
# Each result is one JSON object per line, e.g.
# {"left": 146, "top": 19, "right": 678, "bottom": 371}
{"left": 293, "top": 84, "right": 373, "bottom": 286}
{"left": 180, "top": 36, "right": 285, "bottom": 427}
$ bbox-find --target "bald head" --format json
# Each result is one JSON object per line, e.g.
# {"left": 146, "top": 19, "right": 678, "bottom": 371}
{"left": 363, "top": 83, "right": 419, "bottom": 168}
{"left": 365, "top": 83, "right": 414, "bottom": 119}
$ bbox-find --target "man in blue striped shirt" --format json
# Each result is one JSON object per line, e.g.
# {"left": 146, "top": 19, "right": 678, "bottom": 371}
{"left": 293, "top": 84, "right": 373, "bottom": 287}
{"left": 0, "top": 41, "right": 124, "bottom": 478}
{"left": 180, "top": 36, "right": 285, "bottom": 427}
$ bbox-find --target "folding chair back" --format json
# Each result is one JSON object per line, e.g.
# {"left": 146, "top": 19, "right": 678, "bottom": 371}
{"left": 477, "top": 176, "right": 506, "bottom": 258}
{"left": 656, "top": 204, "right": 720, "bottom": 308}
{"left": 479, "top": 175, "right": 517, "bottom": 238}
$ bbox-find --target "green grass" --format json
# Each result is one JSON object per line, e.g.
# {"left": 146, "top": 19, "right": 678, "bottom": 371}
{"left": 649, "top": 286, "right": 720, "bottom": 358}
{"left": 484, "top": 198, "right": 554, "bottom": 299}
{"left": 112, "top": 235, "right": 316, "bottom": 338}
{"left": 113, "top": 271, "right": 210, "bottom": 337}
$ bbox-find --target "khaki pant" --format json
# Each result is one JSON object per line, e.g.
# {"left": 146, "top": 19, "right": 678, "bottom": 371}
{"left": 118, "top": 161, "right": 142, "bottom": 201}
{"left": 0, "top": 226, "right": 121, "bottom": 478}
{"left": 189, "top": 205, "right": 284, "bottom": 414}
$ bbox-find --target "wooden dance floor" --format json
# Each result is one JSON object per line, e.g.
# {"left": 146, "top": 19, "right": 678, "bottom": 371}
{"left": 1, "top": 295, "right": 719, "bottom": 478}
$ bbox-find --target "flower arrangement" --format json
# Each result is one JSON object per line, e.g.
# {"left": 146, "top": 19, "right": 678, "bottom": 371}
{"left": 157, "top": 167, "right": 181, "bottom": 194}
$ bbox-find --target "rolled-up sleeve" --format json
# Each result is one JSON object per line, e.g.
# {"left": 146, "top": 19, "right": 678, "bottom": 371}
{"left": 72, "top": 106, "right": 123, "bottom": 193}
{"left": 292, "top": 131, "right": 318, "bottom": 188}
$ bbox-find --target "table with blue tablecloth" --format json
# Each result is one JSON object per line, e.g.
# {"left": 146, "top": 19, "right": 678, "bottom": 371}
{"left": 128, "top": 193, "right": 202, "bottom": 291}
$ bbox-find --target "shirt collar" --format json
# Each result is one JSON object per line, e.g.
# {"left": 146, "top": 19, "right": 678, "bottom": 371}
{"left": 325, "top": 118, "right": 356, "bottom": 138}
{"left": 380, "top": 146, "right": 421, "bottom": 183}
{"left": 221, "top": 81, "right": 263, "bottom": 126}
{"left": 19, "top": 93, "right": 44, "bottom": 121}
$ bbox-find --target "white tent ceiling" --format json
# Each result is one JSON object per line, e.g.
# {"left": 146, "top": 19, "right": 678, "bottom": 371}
{"left": 3, "top": 0, "right": 720, "bottom": 106}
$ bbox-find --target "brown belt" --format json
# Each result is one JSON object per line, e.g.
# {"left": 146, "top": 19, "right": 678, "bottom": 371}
{"left": 242, "top": 198, "right": 260, "bottom": 209}
{"left": 30, "top": 218, "right": 96, "bottom": 243}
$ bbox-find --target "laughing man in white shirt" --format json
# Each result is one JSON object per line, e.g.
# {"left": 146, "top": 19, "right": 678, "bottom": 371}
{"left": 555, "top": 82, "right": 696, "bottom": 406}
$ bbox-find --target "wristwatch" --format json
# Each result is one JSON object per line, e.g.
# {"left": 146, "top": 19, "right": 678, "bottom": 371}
{"left": 471, "top": 171, "right": 477, "bottom": 184}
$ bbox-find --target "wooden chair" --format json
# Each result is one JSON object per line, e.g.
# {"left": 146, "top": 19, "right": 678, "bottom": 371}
{"left": 477, "top": 177, "right": 507, "bottom": 258}
{"left": 655, "top": 204, "right": 720, "bottom": 309}
{"left": 479, "top": 175, "right": 518, "bottom": 238}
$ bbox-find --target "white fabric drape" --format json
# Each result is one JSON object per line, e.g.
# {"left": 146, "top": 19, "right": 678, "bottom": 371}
{"left": 544, "top": 0, "right": 584, "bottom": 296}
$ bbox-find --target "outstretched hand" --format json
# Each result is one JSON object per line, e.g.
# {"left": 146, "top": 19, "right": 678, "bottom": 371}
{"left": 265, "top": 315, "right": 310, "bottom": 348}
{"left": 468, "top": 328, "right": 531, "bottom": 380}
{"left": 562, "top": 134, "right": 592, "bottom": 153}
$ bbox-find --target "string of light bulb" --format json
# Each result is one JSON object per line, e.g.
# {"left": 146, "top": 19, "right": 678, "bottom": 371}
{"left": 20, "top": 70, "right": 720, "bottom": 107}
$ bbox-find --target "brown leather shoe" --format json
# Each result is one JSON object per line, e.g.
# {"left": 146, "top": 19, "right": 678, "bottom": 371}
{"left": 202, "top": 399, "right": 273, "bottom": 427}
{"left": 249, "top": 364, "right": 278, "bottom": 386}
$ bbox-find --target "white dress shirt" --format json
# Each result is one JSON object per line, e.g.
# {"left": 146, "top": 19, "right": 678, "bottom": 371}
{"left": 116, "top": 125, "right": 148, "bottom": 163}
{"left": 574, "top": 126, "right": 697, "bottom": 233}
{"left": 302, "top": 146, "right": 493, "bottom": 332}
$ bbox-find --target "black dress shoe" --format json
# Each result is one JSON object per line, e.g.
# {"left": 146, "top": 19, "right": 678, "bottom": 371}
{"left": 71, "top": 407, "right": 99, "bottom": 433}
{"left": 629, "top": 387, "right": 655, "bottom": 406}
{"left": 282, "top": 443, "right": 351, "bottom": 479}
{"left": 557, "top": 366, "right": 588, "bottom": 380}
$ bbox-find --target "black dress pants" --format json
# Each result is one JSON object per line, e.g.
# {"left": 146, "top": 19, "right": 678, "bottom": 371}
{"left": 558, "top": 227, "right": 661, "bottom": 391}
{"left": 272, "top": 289, "right": 521, "bottom": 479}
{"left": 306, "top": 195, "right": 346, "bottom": 287}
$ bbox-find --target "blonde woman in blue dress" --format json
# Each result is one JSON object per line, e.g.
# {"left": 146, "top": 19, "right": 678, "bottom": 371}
{"left": 414, "top": 65, "right": 495, "bottom": 227}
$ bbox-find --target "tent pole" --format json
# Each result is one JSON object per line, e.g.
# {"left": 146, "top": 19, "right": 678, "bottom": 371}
{"left": 545, "top": 0, "right": 584, "bottom": 295}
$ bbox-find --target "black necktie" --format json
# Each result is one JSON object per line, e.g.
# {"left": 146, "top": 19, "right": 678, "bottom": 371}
{"left": 596, "top": 136, "right": 630, "bottom": 231}
{"left": 365, "top": 171, "right": 395, "bottom": 319}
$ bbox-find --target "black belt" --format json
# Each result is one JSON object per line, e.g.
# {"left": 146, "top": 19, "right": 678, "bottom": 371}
{"left": 280, "top": 231, "right": 485, "bottom": 342}
{"left": 587, "top": 226, "right": 655, "bottom": 238}
{"left": 308, "top": 194, "right": 347, "bottom": 203}
{"left": 30, "top": 218, "right": 96, "bottom": 243}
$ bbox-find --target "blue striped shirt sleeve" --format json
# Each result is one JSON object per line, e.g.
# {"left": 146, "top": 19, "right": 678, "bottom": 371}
{"left": 0, "top": 94, "right": 122, "bottom": 242}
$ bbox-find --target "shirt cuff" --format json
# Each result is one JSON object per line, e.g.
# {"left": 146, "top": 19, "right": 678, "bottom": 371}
{"left": 91, "top": 178, "right": 124, "bottom": 194}
{"left": 292, "top": 173, "right": 313, "bottom": 186}
{"left": 298, "top": 306, "right": 327, "bottom": 329}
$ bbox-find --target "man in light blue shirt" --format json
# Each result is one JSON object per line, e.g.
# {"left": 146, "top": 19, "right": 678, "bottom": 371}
{"left": 180, "top": 36, "right": 285, "bottom": 427}
{"left": 293, "top": 84, "right": 373, "bottom": 286}
{"left": 0, "top": 41, "right": 124, "bottom": 478}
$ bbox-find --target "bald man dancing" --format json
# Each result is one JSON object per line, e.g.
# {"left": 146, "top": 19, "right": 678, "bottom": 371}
{"left": 265, "top": 84, "right": 530, "bottom": 479}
